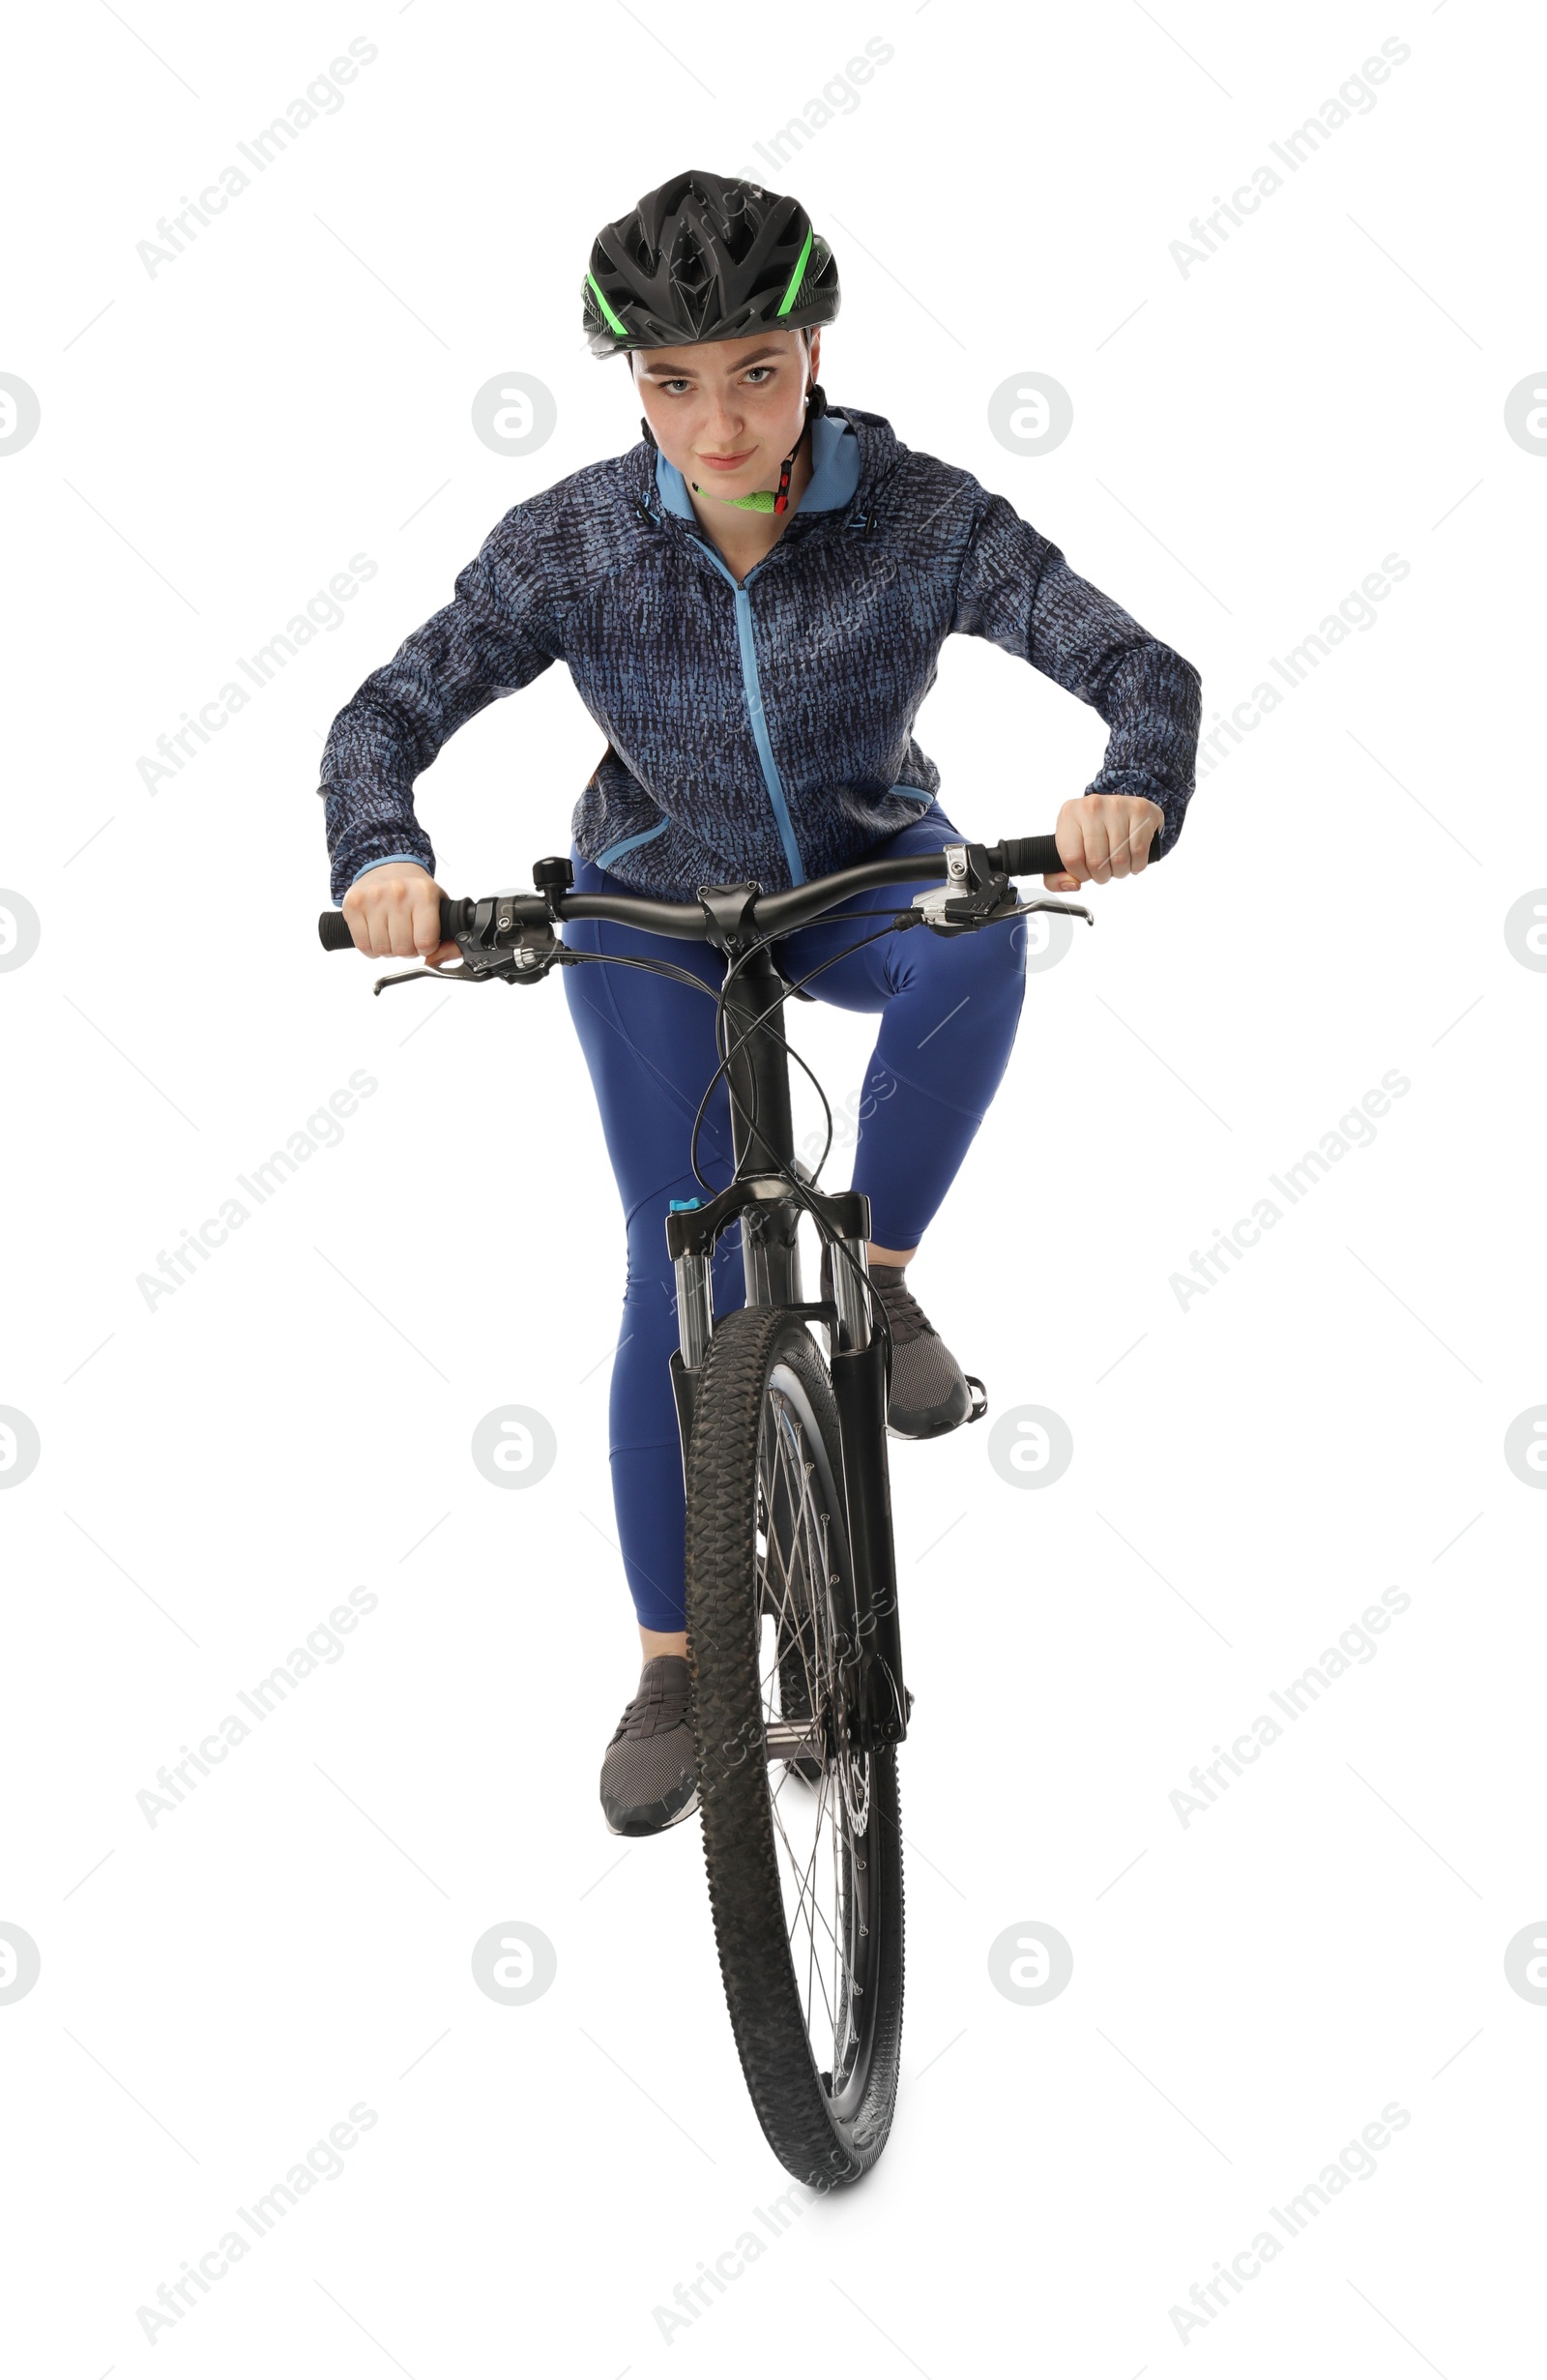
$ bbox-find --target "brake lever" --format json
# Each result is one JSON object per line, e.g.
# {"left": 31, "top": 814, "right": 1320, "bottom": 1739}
{"left": 372, "top": 960, "right": 488, "bottom": 995}
{"left": 1015, "top": 896, "right": 1094, "bottom": 925}
{"left": 906, "top": 839, "right": 1100, "bottom": 937}
{"left": 908, "top": 882, "right": 1095, "bottom": 935}
{"left": 371, "top": 910, "right": 567, "bottom": 995}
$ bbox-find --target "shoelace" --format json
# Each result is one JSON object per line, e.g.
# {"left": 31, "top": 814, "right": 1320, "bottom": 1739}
{"left": 821, "top": 1250, "right": 935, "bottom": 1346}
{"left": 869, "top": 1270, "right": 933, "bottom": 1346}
{"left": 610, "top": 1672, "right": 689, "bottom": 1746}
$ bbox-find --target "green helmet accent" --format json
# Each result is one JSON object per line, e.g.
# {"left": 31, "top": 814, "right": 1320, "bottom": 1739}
{"left": 585, "top": 271, "right": 629, "bottom": 340}
{"left": 774, "top": 226, "right": 814, "bottom": 318}
{"left": 583, "top": 170, "right": 839, "bottom": 358}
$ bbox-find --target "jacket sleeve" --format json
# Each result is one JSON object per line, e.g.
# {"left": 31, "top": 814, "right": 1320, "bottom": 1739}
{"left": 319, "top": 504, "right": 564, "bottom": 901}
{"left": 950, "top": 488, "right": 1202, "bottom": 854}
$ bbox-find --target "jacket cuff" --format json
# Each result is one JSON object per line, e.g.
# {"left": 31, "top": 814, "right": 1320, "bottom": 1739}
{"left": 338, "top": 852, "right": 437, "bottom": 902}
{"left": 324, "top": 786, "right": 435, "bottom": 905}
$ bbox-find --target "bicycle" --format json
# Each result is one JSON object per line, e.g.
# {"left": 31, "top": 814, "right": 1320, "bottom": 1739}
{"left": 319, "top": 830, "right": 1090, "bottom": 2185}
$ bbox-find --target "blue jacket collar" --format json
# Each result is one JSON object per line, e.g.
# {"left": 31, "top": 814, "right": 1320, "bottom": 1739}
{"left": 654, "top": 409, "right": 861, "bottom": 520}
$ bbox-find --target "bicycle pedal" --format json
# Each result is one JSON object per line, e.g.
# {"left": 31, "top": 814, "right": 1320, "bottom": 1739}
{"left": 965, "top": 1375, "right": 988, "bottom": 1424}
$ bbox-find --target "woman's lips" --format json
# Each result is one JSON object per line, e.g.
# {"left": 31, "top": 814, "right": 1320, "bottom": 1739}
{"left": 697, "top": 450, "right": 754, "bottom": 471}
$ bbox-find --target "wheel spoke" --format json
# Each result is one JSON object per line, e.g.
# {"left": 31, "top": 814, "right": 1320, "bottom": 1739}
{"left": 771, "top": 1784, "right": 844, "bottom": 1964}
{"left": 767, "top": 1788, "right": 840, "bottom": 2040}
{"left": 748, "top": 1381, "right": 875, "bottom": 2085}
{"left": 718, "top": 1373, "right": 876, "bottom": 2094}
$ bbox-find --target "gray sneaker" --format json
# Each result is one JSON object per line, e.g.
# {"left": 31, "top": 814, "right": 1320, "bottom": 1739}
{"left": 599, "top": 1656, "right": 699, "bottom": 1836}
{"left": 869, "top": 1264, "right": 978, "bottom": 1437}
{"left": 822, "top": 1250, "right": 985, "bottom": 1438}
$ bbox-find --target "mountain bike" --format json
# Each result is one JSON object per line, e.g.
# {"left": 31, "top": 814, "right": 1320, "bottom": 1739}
{"left": 319, "top": 830, "right": 1088, "bottom": 2185}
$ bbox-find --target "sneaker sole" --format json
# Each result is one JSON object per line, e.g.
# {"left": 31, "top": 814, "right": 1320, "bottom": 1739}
{"left": 600, "top": 1783, "right": 700, "bottom": 1838}
{"left": 887, "top": 1374, "right": 975, "bottom": 1440}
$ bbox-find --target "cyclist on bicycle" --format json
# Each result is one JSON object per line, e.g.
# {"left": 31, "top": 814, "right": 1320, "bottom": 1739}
{"left": 321, "top": 169, "right": 1202, "bottom": 1837}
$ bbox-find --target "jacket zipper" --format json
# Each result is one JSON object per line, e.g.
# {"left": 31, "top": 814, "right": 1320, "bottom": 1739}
{"left": 691, "top": 542, "right": 806, "bottom": 888}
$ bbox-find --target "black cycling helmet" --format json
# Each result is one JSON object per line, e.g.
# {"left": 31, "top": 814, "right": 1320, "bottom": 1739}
{"left": 583, "top": 169, "right": 840, "bottom": 358}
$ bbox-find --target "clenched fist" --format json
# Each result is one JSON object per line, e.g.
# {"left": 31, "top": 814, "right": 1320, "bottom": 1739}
{"left": 339, "top": 861, "right": 459, "bottom": 966}
{"left": 1044, "top": 794, "right": 1165, "bottom": 891}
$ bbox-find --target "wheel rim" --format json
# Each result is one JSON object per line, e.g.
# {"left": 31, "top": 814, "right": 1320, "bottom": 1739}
{"left": 755, "top": 1362, "right": 878, "bottom": 2117}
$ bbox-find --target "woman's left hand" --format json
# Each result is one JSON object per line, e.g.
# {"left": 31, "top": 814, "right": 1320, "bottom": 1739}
{"left": 1044, "top": 794, "right": 1165, "bottom": 890}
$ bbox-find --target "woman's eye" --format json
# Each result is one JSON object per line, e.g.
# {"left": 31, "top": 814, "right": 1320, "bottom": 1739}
{"left": 744, "top": 368, "right": 773, "bottom": 385}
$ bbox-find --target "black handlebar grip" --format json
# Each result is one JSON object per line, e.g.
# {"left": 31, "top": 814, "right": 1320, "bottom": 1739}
{"left": 318, "top": 895, "right": 470, "bottom": 953}
{"left": 990, "top": 835, "right": 1065, "bottom": 878}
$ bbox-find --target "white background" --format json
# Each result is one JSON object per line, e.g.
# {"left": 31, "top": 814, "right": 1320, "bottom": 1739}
{"left": 4, "top": 0, "right": 1543, "bottom": 2371}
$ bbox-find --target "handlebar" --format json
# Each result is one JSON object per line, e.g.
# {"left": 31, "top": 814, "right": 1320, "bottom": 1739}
{"left": 991, "top": 837, "right": 1065, "bottom": 881}
{"left": 317, "top": 834, "right": 1067, "bottom": 955}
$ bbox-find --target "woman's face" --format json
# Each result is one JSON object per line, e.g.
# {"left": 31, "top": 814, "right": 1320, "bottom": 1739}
{"left": 633, "top": 326, "right": 820, "bottom": 495}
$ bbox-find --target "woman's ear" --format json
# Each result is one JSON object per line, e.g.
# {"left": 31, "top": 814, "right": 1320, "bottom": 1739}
{"left": 803, "top": 328, "right": 825, "bottom": 417}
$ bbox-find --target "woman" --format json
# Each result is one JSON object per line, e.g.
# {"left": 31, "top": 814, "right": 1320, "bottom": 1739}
{"left": 321, "top": 169, "right": 1202, "bottom": 1836}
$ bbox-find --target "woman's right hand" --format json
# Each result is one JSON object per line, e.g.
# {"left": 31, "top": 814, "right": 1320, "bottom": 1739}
{"left": 339, "top": 862, "right": 459, "bottom": 965}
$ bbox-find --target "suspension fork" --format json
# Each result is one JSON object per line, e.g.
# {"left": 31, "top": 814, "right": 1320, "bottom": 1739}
{"left": 665, "top": 1176, "right": 863, "bottom": 1469}
{"left": 665, "top": 1188, "right": 910, "bottom": 1750}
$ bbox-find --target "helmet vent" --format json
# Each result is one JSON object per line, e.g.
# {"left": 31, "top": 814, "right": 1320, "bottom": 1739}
{"left": 584, "top": 171, "right": 840, "bottom": 358}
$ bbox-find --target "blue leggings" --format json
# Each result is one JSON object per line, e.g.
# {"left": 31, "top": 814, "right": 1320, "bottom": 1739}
{"left": 562, "top": 806, "right": 1027, "bottom": 1631}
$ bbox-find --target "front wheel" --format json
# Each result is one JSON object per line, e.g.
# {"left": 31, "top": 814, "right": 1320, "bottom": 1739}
{"left": 684, "top": 1305, "right": 905, "bottom": 2186}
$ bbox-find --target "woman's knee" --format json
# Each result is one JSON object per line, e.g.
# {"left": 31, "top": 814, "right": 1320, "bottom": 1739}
{"left": 901, "top": 917, "right": 1025, "bottom": 1014}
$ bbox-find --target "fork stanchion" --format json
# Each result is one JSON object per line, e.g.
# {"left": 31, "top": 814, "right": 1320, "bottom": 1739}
{"left": 673, "top": 1249, "right": 714, "bottom": 1370}
{"left": 830, "top": 1236, "right": 873, "bottom": 1352}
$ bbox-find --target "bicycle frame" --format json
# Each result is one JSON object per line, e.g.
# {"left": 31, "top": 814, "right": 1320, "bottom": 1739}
{"left": 321, "top": 829, "right": 1084, "bottom": 1757}
{"left": 663, "top": 884, "right": 912, "bottom": 1755}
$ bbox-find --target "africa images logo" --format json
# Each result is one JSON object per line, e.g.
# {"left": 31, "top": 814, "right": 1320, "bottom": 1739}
{"left": 133, "top": 40, "right": 380, "bottom": 279}
{"left": 1168, "top": 1071, "right": 1411, "bottom": 1310}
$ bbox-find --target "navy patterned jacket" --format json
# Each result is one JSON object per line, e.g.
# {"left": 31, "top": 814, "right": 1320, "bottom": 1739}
{"left": 319, "top": 404, "right": 1202, "bottom": 904}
